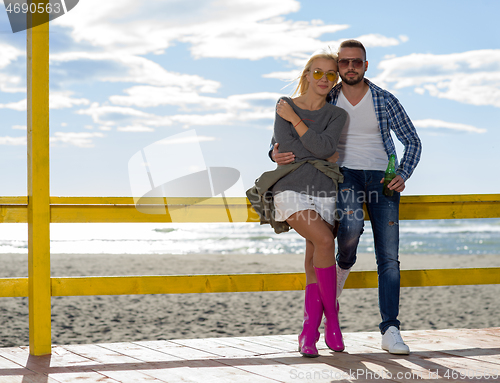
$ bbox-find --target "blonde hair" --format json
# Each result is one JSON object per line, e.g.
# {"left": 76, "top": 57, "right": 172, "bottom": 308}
{"left": 292, "top": 47, "right": 339, "bottom": 97}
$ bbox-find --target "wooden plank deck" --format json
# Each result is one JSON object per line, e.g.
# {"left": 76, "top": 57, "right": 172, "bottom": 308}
{"left": 0, "top": 328, "right": 498, "bottom": 382}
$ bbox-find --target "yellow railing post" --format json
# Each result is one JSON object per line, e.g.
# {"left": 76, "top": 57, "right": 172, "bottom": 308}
{"left": 27, "top": 2, "right": 51, "bottom": 356}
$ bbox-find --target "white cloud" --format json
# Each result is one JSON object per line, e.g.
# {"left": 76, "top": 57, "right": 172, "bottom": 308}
{"left": 0, "top": 136, "right": 27, "bottom": 145}
{"left": 117, "top": 126, "right": 155, "bottom": 132}
{"left": 53, "top": 0, "right": 177, "bottom": 55}
{"left": 0, "top": 43, "right": 25, "bottom": 93}
{"left": 110, "top": 86, "right": 281, "bottom": 110}
{"left": 414, "top": 119, "right": 486, "bottom": 133}
{"left": 53, "top": 0, "right": 305, "bottom": 58}
{"left": 12, "top": 125, "right": 27, "bottom": 130}
{"left": 50, "top": 132, "right": 105, "bottom": 148}
{"left": 78, "top": 91, "right": 280, "bottom": 131}
{"left": 262, "top": 70, "right": 300, "bottom": 82}
{"left": 0, "top": 100, "right": 26, "bottom": 111}
{"left": 0, "top": 132, "right": 105, "bottom": 147}
{"left": 0, "top": 93, "right": 90, "bottom": 111}
{"left": 0, "top": 43, "right": 24, "bottom": 69}
{"left": 158, "top": 136, "right": 216, "bottom": 145}
{"left": 182, "top": 17, "right": 349, "bottom": 61}
{"left": 350, "top": 34, "right": 405, "bottom": 49}
{"left": 50, "top": 92, "right": 90, "bottom": 109}
{"left": 0, "top": 73, "right": 24, "bottom": 93}
{"left": 168, "top": 110, "right": 272, "bottom": 126}
{"left": 76, "top": 103, "right": 157, "bottom": 127}
{"left": 373, "top": 50, "right": 500, "bottom": 108}
{"left": 50, "top": 52, "right": 221, "bottom": 92}
{"left": 0, "top": 132, "right": 104, "bottom": 147}
{"left": 109, "top": 86, "right": 227, "bottom": 109}
{"left": 52, "top": 0, "right": 403, "bottom": 64}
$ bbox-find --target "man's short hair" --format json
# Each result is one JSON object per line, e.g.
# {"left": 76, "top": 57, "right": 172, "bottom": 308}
{"left": 338, "top": 40, "right": 366, "bottom": 60}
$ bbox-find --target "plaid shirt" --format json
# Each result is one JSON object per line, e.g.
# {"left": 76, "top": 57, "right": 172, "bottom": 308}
{"left": 329, "top": 79, "right": 422, "bottom": 181}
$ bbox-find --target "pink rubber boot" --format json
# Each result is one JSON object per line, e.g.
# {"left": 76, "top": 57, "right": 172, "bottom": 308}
{"left": 298, "top": 283, "right": 323, "bottom": 357}
{"left": 314, "top": 265, "right": 345, "bottom": 352}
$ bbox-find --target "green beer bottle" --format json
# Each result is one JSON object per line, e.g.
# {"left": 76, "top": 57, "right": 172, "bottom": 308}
{"left": 383, "top": 154, "right": 396, "bottom": 197}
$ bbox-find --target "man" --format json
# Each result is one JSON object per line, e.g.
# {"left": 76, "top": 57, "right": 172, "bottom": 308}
{"left": 272, "top": 40, "right": 422, "bottom": 354}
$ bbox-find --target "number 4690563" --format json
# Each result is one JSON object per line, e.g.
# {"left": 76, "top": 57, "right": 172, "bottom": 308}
{"left": 6, "top": 2, "right": 62, "bottom": 14}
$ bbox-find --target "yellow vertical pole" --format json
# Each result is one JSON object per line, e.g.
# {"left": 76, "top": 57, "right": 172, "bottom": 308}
{"left": 27, "top": 1, "right": 51, "bottom": 356}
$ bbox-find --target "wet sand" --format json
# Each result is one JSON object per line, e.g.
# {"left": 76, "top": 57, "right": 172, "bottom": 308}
{"left": 1, "top": 252, "right": 499, "bottom": 347}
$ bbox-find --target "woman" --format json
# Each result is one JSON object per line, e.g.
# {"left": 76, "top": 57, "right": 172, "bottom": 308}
{"left": 252, "top": 48, "right": 347, "bottom": 357}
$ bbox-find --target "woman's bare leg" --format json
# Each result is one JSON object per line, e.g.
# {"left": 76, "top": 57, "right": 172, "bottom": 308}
{"left": 286, "top": 210, "right": 335, "bottom": 269}
{"left": 304, "top": 240, "right": 316, "bottom": 285}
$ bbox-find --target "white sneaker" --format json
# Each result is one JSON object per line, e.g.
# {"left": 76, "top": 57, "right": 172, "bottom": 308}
{"left": 336, "top": 265, "right": 351, "bottom": 299}
{"left": 381, "top": 326, "right": 410, "bottom": 355}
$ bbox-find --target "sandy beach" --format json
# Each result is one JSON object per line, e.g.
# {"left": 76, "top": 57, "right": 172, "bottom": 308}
{"left": 1, "top": 252, "right": 499, "bottom": 348}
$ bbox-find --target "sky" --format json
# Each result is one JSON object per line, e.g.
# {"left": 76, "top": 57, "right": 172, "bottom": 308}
{"left": 0, "top": 0, "right": 499, "bottom": 198}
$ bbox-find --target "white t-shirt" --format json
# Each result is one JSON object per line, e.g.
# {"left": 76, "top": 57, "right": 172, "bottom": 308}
{"left": 336, "top": 89, "right": 388, "bottom": 171}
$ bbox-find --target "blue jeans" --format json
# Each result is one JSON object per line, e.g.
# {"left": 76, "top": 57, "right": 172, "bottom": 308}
{"left": 335, "top": 168, "right": 401, "bottom": 332}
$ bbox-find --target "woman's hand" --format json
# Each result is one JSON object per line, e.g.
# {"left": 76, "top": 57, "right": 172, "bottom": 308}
{"left": 326, "top": 152, "right": 339, "bottom": 163}
{"left": 272, "top": 143, "right": 295, "bottom": 165}
{"left": 276, "top": 99, "right": 300, "bottom": 125}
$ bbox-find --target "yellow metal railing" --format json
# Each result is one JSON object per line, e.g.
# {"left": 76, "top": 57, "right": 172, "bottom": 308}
{"left": 2, "top": 264, "right": 500, "bottom": 298}
{"left": 3, "top": 194, "right": 500, "bottom": 223}
{"left": 12, "top": 6, "right": 500, "bottom": 355}
{"left": 2, "top": 195, "right": 500, "bottom": 305}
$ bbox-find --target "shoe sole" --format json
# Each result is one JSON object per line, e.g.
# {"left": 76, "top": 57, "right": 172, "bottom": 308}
{"left": 326, "top": 343, "right": 344, "bottom": 352}
{"left": 300, "top": 352, "right": 320, "bottom": 358}
{"left": 298, "top": 346, "right": 319, "bottom": 358}
{"left": 382, "top": 346, "right": 410, "bottom": 355}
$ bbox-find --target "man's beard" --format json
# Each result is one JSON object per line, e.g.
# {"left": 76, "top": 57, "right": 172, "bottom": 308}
{"left": 340, "top": 71, "right": 364, "bottom": 85}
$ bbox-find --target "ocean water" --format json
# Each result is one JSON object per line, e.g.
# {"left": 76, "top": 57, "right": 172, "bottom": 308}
{"left": 1, "top": 218, "right": 500, "bottom": 256}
